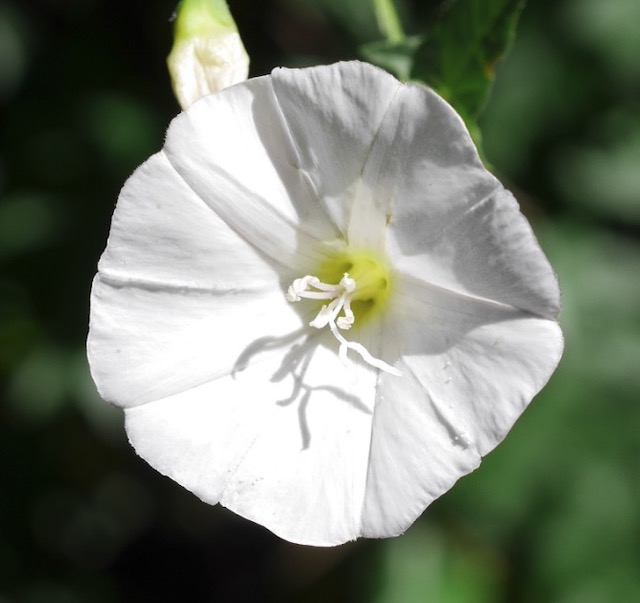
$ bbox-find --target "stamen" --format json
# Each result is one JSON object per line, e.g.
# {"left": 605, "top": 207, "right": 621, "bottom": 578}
{"left": 286, "top": 272, "right": 400, "bottom": 376}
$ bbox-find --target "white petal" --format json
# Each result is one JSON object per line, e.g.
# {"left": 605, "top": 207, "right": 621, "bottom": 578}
{"left": 360, "top": 364, "right": 482, "bottom": 538}
{"left": 88, "top": 276, "right": 301, "bottom": 408}
{"left": 123, "top": 333, "right": 380, "bottom": 546}
{"left": 392, "top": 189, "right": 561, "bottom": 319}
{"left": 355, "top": 81, "right": 499, "bottom": 242}
{"left": 357, "top": 81, "right": 560, "bottom": 318}
{"left": 359, "top": 277, "right": 563, "bottom": 537}
{"left": 163, "top": 74, "right": 339, "bottom": 270}
{"left": 88, "top": 149, "right": 310, "bottom": 408}
{"left": 270, "top": 61, "right": 402, "bottom": 239}
{"left": 97, "top": 152, "right": 277, "bottom": 290}
{"left": 396, "top": 276, "right": 564, "bottom": 454}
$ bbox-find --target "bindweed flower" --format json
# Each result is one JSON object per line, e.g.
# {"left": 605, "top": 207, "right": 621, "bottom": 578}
{"left": 88, "top": 61, "right": 563, "bottom": 546}
{"left": 167, "top": 0, "right": 249, "bottom": 109}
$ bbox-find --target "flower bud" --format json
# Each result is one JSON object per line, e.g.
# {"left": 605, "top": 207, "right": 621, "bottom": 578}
{"left": 167, "top": 0, "right": 249, "bottom": 109}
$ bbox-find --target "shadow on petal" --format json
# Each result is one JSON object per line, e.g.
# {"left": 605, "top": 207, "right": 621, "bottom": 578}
{"left": 387, "top": 273, "right": 538, "bottom": 359}
{"left": 233, "top": 329, "right": 373, "bottom": 450}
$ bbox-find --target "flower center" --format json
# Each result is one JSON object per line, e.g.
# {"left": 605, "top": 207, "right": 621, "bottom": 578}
{"left": 286, "top": 251, "right": 400, "bottom": 375}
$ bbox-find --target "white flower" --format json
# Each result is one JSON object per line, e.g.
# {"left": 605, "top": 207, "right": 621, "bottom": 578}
{"left": 167, "top": 0, "right": 249, "bottom": 109}
{"left": 87, "top": 61, "right": 563, "bottom": 546}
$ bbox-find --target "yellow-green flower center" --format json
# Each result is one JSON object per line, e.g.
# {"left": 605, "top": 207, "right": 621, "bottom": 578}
{"left": 317, "top": 250, "right": 392, "bottom": 327}
{"left": 285, "top": 249, "right": 399, "bottom": 375}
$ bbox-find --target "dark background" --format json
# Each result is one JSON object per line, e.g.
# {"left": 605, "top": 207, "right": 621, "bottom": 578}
{"left": 1, "top": 0, "right": 639, "bottom": 601}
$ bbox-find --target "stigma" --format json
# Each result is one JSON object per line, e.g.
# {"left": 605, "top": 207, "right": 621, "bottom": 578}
{"left": 286, "top": 272, "right": 401, "bottom": 376}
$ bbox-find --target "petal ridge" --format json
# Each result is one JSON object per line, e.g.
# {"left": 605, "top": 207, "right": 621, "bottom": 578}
{"left": 264, "top": 76, "right": 343, "bottom": 238}
{"left": 270, "top": 61, "right": 403, "bottom": 237}
{"left": 161, "top": 147, "right": 324, "bottom": 273}
{"left": 97, "top": 269, "right": 268, "bottom": 295}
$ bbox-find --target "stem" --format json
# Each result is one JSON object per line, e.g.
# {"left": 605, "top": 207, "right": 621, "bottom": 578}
{"left": 372, "top": 0, "right": 405, "bottom": 43}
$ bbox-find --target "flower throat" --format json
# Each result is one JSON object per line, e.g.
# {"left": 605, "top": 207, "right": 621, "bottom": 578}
{"left": 286, "top": 250, "right": 399, "bottom": 375}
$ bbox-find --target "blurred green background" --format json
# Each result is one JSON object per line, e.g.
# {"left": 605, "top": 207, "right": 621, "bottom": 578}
{"left": 1, "top": 0, "right": 638, "bottom": 601}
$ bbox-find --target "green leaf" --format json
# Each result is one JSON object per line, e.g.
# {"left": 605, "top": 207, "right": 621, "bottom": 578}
{"left": 412, "top": 0, "right": 526, "bottom": 123}
{"left": 359, "top": 36, "right": 423, "bottom": 81}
